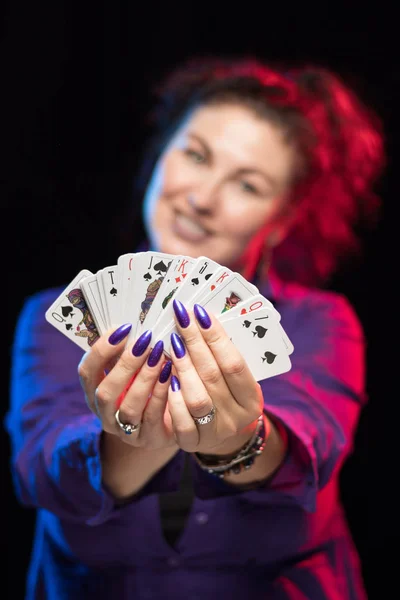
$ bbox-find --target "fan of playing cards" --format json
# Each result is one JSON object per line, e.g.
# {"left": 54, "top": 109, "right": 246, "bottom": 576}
{"left": 45, "top": 251, "right": 294, "bottom": 382}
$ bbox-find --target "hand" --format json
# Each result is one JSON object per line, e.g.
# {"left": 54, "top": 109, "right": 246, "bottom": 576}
{"left": 167, "top": 300, "right": 264, "bottom": 455}
{"left": 78, "top": 323, "right": 177, "bottom": 450}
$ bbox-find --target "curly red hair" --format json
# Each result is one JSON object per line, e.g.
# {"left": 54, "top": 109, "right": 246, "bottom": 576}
{"left": 138, "top": 55, "right": 385, "bottom": 286}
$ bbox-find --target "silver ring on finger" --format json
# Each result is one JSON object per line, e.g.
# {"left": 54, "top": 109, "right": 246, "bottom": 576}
{"left": 115, "top": 409, "right": 141, "bottom": 435}
{"left": 192, "top": 404, "right": 216, "bottom": 426}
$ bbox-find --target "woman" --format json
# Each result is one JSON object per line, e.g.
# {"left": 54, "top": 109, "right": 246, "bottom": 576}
{"left": 6, "top": 56, "right": 384, "bottom": 599}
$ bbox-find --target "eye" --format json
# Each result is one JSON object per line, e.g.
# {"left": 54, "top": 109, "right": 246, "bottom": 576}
{"left": 185, "top": 149, "right": 205, "bottom": 164}
{"left": 240, "top": 181, "right": 258, "bottom": 194}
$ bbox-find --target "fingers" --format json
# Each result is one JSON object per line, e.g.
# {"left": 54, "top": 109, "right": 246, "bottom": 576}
{"left": 115, "top": 357, "right": 174, "bottom": 448}
{"left": 81, "top": 325, "right": 152, "bottom": 425}
{"left": 170, "top": 329, "right": 217, "bottom": 418}
{"left": 171, "top": 299, "right": 233, "bottom": 412}
{"left": 191, "top": 303, "right": 261, "bottom": 417}
{"left": 99, "top": 334, "right": 164, "bottom": 432}
{"left": 172, "top": 299, "right": 260, "bottom": 415}
{"left": 78, "top": 318, "right": 176, "bottom": 447}
{"left": 168, "top": 375, "right": 200, "bottom": 451}
{"left": 140, "top": 360, "right": 172, "bottom": 429}
{"left": 168, "top": 301, "right": 232, "bottom": 451}
{"left": 168, "top": 300, "right": 262, "bottom": 449}
{"left": 78, "top": 322, "right": 135, "bottom": 414}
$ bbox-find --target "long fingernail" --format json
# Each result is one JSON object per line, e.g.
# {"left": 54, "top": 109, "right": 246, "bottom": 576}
{"left": 132, "top": 330, "right": 152, "bottom": 357}
{"left": 108, "top": 323, "right": 132, "bottom": 345}
{"left": 147, "top": 340, "right": 164, "bottom": 367}
{"left": 194, "top": 304, "right": 212, "bottom": 329}
{"left": 173, "top": 299, "right": 190, "bottom": 328}
{"left": 171, "top": 332, "right": 185, "bottom": 358}
{"left": 171, "top": 375, "right": 180, "bottom": 391}
{"left": 159, "top": 360, "right": 172, "bottom": 383}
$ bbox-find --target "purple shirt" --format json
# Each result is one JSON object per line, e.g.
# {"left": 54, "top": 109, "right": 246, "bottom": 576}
{"left": 5, "top": 273, "right": 368, "bottom": 599}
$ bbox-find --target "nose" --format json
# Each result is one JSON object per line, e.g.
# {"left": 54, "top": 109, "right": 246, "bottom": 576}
{"left": 187, "top": 182, "right": 219, "bottom": 215}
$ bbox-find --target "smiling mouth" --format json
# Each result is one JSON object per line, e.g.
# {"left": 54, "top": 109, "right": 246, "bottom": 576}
{"left": 172, "top": 211, "right": 211, "bottom": 242}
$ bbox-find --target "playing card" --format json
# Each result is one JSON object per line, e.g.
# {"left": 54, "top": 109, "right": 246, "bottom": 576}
{"left": 218, "top": 293, "right": 280, "bottom": 322}
{"left": 153, "top": 256, "right": 220, "bottom": 340}
{"left": 96, "top": 268, "right": 111, "bottom": 330}
{"left": 199, "top": 271, "right": 259, "bottom": 318}
{"left": 161, "top": 270, "right": 259, "bottom": 353}
{"left": 117, "top": 252, "right": 143, "bottom": 324}
{"left": 154, "top": 265, "right": 236, "bottom": 342}
{"left": 278, "top": 328, "right": 294, "bottom": 355}
{"left": 45, "top": 269, "right": 100, "bottom": 350}
{"left": 80, "top": 272, "right": 108, "bottom": 335}
{"left": 186, "top": 265, "right": 235, "bottom": 306}
{"left": 125, "top": 251, "right": 175, "bottom": 341}
{"left": 222, "top": 308, "right": 292, "bottom": 381}
{"left": 99, "top": 264, "right": 120, "bottom": 327}
{"left": 218, "top": 293, "right": 294, "bottom": 355}
{"left": 44, "top": 252, "right": 294, "bottom": 380}
{"left": 135, "top": 254, "right": 197, "bottom": 339}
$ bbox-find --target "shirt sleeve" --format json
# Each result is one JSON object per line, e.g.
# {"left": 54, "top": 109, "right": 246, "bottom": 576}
{"left": 4, "top": 290, "right": 184, "bottom": 527}
{"left": 192, "top": 292, "right": 366, "bottom": 512}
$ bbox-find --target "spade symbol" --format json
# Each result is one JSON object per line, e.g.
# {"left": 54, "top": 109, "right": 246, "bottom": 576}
{"left": 62, "top": 305, "right": 73, "bottom": 318}
{"left": 191, "top": 277, "right": 199, "bottom": 286}
{"left": 143, "top": 272, "right": 152, "bottom": 281}
{"left": 242, "top": 320, "right": 251, "bottom": 328}
{"left": 110, "top": 287, "right": 117, "bottom": 297}
{"left": 253, "top": 325, "right": 267, "bottom": 339}
{"left": 65, "top": 323, "right": 73, "bottom": 331}
{"left": 262, "top": 351, "right": 277, "bottom": 364}
{"left": 154, "top": 260, "right": 167, "bottom": 275}
{"left": 205, "top": 273, "right": 212, "bottom": 280}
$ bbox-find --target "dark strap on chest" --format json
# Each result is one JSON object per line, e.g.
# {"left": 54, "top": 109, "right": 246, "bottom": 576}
{"left": 158, "top": 453, "right": 194, "bottom": 548}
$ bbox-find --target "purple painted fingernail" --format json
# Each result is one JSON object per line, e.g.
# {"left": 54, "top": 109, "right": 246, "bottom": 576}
{"left": 173, "top": 298, "right": 190, "bottom": 328}
{"left": 132, "top": 330, "right": 152, "bottom": 357}
{"left": 147, "top": 340, "right": 164, "bottom": 367}
{"left": 171, "top": 375, "right": 180, "bottom": 391}
{"left": 108, "top": 323, "right": 132, "bottom": 345}
{"left": 194, "top": 304, "right": 212, "bottom": 329}
{"left": 171, "top": 332, "right": 186, "bottom": 358}
{"left": 159, "top": 360, "right": 172, "bottom": 383}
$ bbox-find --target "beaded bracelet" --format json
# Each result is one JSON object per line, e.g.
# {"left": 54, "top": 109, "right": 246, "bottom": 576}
{"left": 194, "top": 414, "right": 269, "bottom": 478}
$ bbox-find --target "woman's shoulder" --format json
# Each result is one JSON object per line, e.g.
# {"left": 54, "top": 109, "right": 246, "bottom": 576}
{"left": 279, "top": 279, "right": 350, "bottom": 306}
{"left": 17, "top": 286, "right": 65, "bottom": 319}
{"left": 276, "top": 280, "right": 364, "bottom": 339}
{"left": 13, "top": 286, "right": 69, "bottom": 344}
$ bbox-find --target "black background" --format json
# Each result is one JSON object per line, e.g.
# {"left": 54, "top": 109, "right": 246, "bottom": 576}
{"left": 1, "top": 3, "right": 398, "bottom": 599}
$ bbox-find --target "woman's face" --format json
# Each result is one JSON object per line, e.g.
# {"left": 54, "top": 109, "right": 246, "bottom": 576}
{"left": 143, "top": 103, "right": 298, "bottom": 268}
